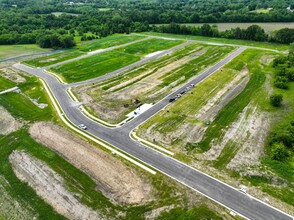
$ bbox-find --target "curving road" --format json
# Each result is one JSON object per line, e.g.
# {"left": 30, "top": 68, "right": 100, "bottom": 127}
{"left": 14, "top": 43, "right": 293, "bottom": 220}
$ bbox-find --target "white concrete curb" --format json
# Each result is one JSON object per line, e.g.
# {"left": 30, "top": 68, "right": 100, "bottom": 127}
{"left": 131, "top": 131, "right": 174, "bottom": 156}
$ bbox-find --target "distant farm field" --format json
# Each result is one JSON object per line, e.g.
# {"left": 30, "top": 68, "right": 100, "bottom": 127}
{"left": 51, "top": 38, "right": 183, "bottom": 83}
{"left": 156, "top": 22, "right": 294, "bottom": 33}
{"left": 141, "top": 32, "right": 289, "bottom": 51}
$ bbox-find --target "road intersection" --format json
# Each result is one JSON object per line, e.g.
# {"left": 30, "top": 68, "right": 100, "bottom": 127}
{"left": 14, "top": 38, "right": 293, "bottom": 220}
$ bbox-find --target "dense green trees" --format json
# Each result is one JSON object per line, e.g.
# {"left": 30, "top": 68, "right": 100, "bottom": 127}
{"left": 0, "top": 0, "right": 293, "bottom": 48}
{"left": 270, "top": 94, "right": 283, "bottom": 107}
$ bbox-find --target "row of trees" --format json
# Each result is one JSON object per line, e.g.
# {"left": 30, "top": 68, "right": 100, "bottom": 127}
{"left": 153, "top": 23, "right": 294, "bottom": 44}
{"left": 267, "top": 45, "right": 294, "bottom": 162}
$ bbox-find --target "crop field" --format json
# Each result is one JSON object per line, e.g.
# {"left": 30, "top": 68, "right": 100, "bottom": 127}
{"left": 50, "top": 38, "right": 183, "bottom": 83}
{"left": 23, "top": 34, "right": 146, "bottom": 68}
{"left": 0, "top": 44, "right": 50, "bottom": 61}
{"left": 156, "top": 22, "right": 294, "bottom": 33}
{"left": 74, "top": 43, "right": 233, "bottom": 123}
{"left": 140, "top": 32, "right": 289, "bottom": 51}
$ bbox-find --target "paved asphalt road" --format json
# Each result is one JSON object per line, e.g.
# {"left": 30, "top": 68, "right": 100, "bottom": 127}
{"left": 14, "top": 43, "right": 293, "bottom": 220}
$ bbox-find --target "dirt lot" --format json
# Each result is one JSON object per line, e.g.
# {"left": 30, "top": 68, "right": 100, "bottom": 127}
{"left": 9, "top": 150, "right": 101, "bottom": 220}
{"left": 0, "top": 67, "right": 26, "bottom": 83}
{"left": 29, "top": 122, "right": 152, "bottom": 204}
{"left": 0, "top": 106, "right": 22, "bottom": 135}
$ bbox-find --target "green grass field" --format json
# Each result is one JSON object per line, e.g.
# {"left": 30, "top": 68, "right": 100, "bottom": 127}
{"left": 23, "top": 50, "right": 84, "bottom": 67}
{"left": 140, "top": 32, "right": 289, "bottom": 51}
{"left": 0, "top": 45, "right": 50, "bottom": 61}
{"left": 0, "top": 76, "right": 16, "bottom": 91}
{"left": 51, "top": 38, "right": 183, "bottom": 83}
{"left": 78, "top": 34, "right": 146, "bottom": 52}
{"left": 23, "top": 34, "right": 146, "bottom": 68}
{"left": 196, "top": 50, "right": 267, "bottom": 152}
{"left": 0, "top": 77, "right": 52, "bottom": 122}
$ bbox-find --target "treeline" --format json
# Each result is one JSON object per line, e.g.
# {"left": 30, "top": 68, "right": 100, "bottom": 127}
{"left": 153, "top": 23, "right": 294, "bottom": 44}
{"left": 0, "top": 28, "right": 75, "bottom": 49}
{"left": 267, "top": 45, "right": 294, "bottom": 162}
{"left": 1, "top": 0, "right": 294, "bottom": 23}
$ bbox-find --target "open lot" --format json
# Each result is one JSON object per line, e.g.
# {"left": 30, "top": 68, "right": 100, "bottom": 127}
{"left": 23, "top": 34, "right": 146, "bottom": 68}
{"left": 51, "top": 38, "right": 183, "bottom": 83}
{"left": 74, "top": 43, "right": 233, "bottom": 123}
{"left": 0, "top": 44, "right": 50, "bottom": 61}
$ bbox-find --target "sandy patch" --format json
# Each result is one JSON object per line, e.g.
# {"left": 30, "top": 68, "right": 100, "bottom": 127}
{"left": 0, "top": 68, "right": 26, "bottom": 83}
{"left": 39, "top": 58, "right": 57, "bottom": 63}
{"left": 29, "top": 122, "right": 152, "bottom": 204}
{"left": 144, "top": 205, "right": 175, "bottom": 220}
{"left": 9, "top": 150, "right": 101, "bottom": 220}
{"left": 0, "top": 106, "right": 22, "bottom": 135}
{"left": 203, "top": 104, "right": 269, "bottom": 168}
{"left": 196, "top": 66, "right": 249, "bottom": 121}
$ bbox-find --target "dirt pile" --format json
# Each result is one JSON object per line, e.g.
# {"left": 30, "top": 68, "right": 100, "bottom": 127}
{"left": 29, "top": 122, "right": 152, "bottom": 204}
{"left": 9, "top": 150, "right": 101, "bottom": 220}
{"left": 0, "top": 106, "right": 22, "bottom": 135}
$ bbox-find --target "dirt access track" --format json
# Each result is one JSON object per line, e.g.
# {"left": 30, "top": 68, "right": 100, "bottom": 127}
{"left": 29, "top": 122, "right": 152, "bottom": 204}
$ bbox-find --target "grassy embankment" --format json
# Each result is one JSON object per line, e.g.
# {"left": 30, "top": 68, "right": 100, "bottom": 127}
{"left": 23, "top": 34, "right": 146, "bottom": 67}
{"left": 50, "top": 38, "right": 184, "bottom": 83}
{"left": 0, "top": 76, "right": 16, "bottom": 91}
{"left": 140, "top": 32, "right": 289, "bottom": 51}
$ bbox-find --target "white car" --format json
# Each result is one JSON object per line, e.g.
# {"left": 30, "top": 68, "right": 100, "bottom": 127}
{"left": 78, "top": 124, "right": 87, "bottom": 130}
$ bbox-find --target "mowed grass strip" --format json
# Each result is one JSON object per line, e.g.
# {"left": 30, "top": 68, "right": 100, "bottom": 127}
{"left": 116, "top": 38, "right": 184, "bottom": 56}
{"left": 50, "top": 51, "right": 140, "bottom": 82}
{"left": 78, "top": 34, "right": 146, "bottom": 52}
{"left": 0, "top": 76, "right": 16, "bottom": 91}
{"left": 23, "top": 50, "right": 84, "bottom": 68}
{"left": 51, "top": 38, "right": 184, "bottom": 83}
{"left": 23, "top": 35, "right": 146, "bottom": 68}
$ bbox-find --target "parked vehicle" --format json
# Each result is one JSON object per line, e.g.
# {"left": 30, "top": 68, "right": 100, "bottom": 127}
{"left": 78, "top": 124, "right": 87, "bottom": 130}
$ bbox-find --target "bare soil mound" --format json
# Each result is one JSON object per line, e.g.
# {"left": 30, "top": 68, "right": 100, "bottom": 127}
{"left": 29, "top": 122, "right": 152, "bottom": 204}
